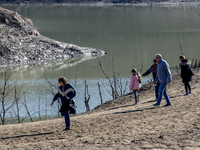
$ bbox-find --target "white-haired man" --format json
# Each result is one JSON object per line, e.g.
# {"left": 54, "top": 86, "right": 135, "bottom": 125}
{"left": 153, "top": 54, "right": 172, "bottom": 107}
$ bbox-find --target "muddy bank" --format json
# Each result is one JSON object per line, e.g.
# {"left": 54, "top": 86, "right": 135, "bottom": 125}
{"left": 0, "top": 7, "right": 105, "bottom": 68}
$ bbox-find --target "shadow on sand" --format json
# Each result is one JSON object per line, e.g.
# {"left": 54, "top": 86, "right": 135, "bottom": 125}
{"left": 108, "top": 99, "right": 157, "bottom": 111}
{"left": 113, "top": 107, "right": 156, "bottom": 114}
{"left": 170, "top": 95, "right": 183, "bottom": 99}
{"left": 1, "top": 132, "right": 54, "bottom": 140}
{"left": 108, "top": 104, "right": 134, "bottom": 111}
{"left": 102, "top": 94, "right": 182, "bottom": 116}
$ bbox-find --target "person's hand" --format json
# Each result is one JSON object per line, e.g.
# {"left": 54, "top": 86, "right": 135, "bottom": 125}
{"left": 50, "top": 101, "right": 54, "bottom": 107}
{"left": 168, "top": 81, "right": 171, "bottom": 84}
{"left": 66, "top": 97, "right": 70, "bottom": 100}
{"left": 154, "top": 82, "right": 156, "bottom": 86}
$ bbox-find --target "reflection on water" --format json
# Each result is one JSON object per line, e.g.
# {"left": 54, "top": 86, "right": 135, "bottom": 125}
{"left": 0, "top": 5, "right": 200, "bottom": 120}
{"left": 0, "top": 56, "right": 102, "bottom": 80}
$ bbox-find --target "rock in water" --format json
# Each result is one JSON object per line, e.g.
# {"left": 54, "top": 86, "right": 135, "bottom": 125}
{"left": 0, "top": 7, "right": 105, "bottom": 68}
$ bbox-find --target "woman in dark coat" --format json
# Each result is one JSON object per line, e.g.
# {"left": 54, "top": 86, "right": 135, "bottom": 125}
{"left": 50, "top": 76, "right": 76, "bottom": 131}
{"left": 179, "top": 55, "right": 194, "bottom": 96}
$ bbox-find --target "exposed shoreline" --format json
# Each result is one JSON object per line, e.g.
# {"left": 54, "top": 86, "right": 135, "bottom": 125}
{"left": 0, "top": 7, "right": 106, "bottom": 68}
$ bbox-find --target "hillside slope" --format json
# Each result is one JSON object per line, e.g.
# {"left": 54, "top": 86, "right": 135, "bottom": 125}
{"left": 0, "top": 69, "right": 200, "bottom": 150}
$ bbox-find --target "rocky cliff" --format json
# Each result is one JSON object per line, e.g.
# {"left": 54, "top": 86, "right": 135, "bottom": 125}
{"left": 0, "top": 7, "right": 105, "bottom": 68}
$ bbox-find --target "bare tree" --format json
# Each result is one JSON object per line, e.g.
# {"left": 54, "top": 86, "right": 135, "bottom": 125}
{"left": 176, "top": 65, "right": 179, "bottom": 74}
{"left": 117, "top": 74, "right": 129, "bottom": 97}
{"left": 97, "top": 81, "right": 103, "bottom": 104}
{"left": 23, "top": 94, "right": 33, "bottom": 122}
{"left": 14, "top": 84, "right": 25, "bottom": 123}
{"left": 84, "top": 80, "right": 90, "bottom": 112}
{"left": 99, "top": 60, "right": 129, "bottom": 100}
{"left": 138, "top": 62, "right": 143, "bottom": 74}
{"left": 0, "top": 69, "right": 17, "bottom": 125}
{"left": 45, "top": 97, "right": 48, "bottom": 120}
{"left": 179, "top": 43, "right": 184, "bottom": 55}
{"left": 194, "top": 59, "right": 198, "bottom": 68}
{"left": 191, "top": 59, "right": 194, "bottom": 68}
{"left": 43, "top": 74, "right": 61, "bottom": 117}
{"left": 112, "top": 59, "right": 119, "bottom": 99}
{"left": 99, "top": 61, "right": 117, "bottom": 100}
{"left": 198, "top": 60, "right": 200, "bottom": 68}
{"left": 38, "top": 93, "right": 41, "bottom": 120}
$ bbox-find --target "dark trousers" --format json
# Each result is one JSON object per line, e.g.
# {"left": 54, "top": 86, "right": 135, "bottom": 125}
{"left": 60, "top": 100, "right": 71, "bottom": 128}
{"left": 64, "top": 111, "right": 71, "bottom": 128}
{"left": 184, "top": 82, "right": 191, "bottom": 93}
{"left": 155, "top": 81, "right": 160, "bottom": 99}
{"left": 133, "top": 90, "right": 139, "bottom": 103}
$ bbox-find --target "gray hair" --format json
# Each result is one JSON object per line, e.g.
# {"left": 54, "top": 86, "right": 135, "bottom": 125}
{"left": 156, "top": 54, "right": 162, "bottom": 59}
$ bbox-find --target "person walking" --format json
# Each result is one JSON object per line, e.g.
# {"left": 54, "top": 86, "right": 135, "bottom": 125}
{"left": 142, "top": 59, "right": 159, "bottom": 100}
{"left": 130, "top": 68, "right": 142, "bottom": 105}
{"left": 153, "top": 54, "right": 172, "bottom": 107}
{"left": 50, "top": 76, "right": 77, "bottom": 131}
{"left": 179, "top": 55, "right": 194, "bottom": 96}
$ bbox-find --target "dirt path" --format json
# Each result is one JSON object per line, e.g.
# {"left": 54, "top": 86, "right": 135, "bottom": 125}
{"left": 1, "top": 69, "right": 200, "bottom": 150}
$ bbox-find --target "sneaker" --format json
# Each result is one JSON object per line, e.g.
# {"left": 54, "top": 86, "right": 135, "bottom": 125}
{"left": 153, "top": 103, "right": 161, "bottom": 107}
{"left": 184, "top": 93, "right": 189, "bottom": 96}
{"left": 163, "top": 104, "right": 172, "bottom": 107}
{"left": 189, "top": 91, "right": 192, "bottom": 94}
{"left": 63, "top": 127, "right": 70, "bottom": 131}
{"left": 133, "top": 102, "right": 139, "bottom": 105}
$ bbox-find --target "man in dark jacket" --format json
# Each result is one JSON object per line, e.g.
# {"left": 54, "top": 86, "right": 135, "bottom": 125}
{"left": 142, "top": 59, "right": 159, "bottom": 100}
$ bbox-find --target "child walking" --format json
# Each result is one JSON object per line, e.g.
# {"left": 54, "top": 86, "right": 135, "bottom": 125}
{"left": 130, "top": 68, "right": 142, "bottom": 105}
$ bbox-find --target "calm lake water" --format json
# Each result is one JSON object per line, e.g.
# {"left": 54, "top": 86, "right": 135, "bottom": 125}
{"left": 1, "top": 5, "right": 200, "bottom": 119}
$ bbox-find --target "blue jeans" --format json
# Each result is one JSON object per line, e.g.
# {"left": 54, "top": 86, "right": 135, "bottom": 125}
{"left": 133, "top": 90, "right": 139, "bottom": 103}
{"left": 155, "top": 81, "right": 160, "bottom": 99}
{"left": 64, "top": 111, "right": 71, "bottom": 128}
{"left": 157, "top": 82, "right": 171, "bottom": 105}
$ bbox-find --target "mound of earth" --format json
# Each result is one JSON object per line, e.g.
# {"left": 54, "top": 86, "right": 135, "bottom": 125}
{"left": 0, "top": 69, "right": 200, "bottom": 150}
{"left": 0, "top": 7, "right": 105, "bottom": 68}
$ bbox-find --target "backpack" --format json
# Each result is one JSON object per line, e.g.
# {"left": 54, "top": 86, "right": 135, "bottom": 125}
{"left": 69, "top": 99, "right": 77, "bottom": 114}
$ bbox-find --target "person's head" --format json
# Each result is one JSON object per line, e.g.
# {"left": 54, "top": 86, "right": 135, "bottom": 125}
{"left": 153, "top": 59, "right": 157, "bottom": 64}
{"left": 179, "top": 55, "right": 186, "bottom": 62}
{"left": 131, "top": 68, "right": 142, "bottom": 83}
{"left": 58, "top": 76, "right": 68, "bottom": 87}
{"left": 155, "top": 54, "right": 162, "bottom": 63}
{"left": 131, "top": 68, "right": 137, "bottom": 75}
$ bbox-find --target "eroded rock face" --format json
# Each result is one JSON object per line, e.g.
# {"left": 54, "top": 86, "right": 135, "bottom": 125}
{"left": 0, "top": 7, "right": 105, "bottom": 68}
{"left": 0, "top": 7, "right": 40, "bottom": 36}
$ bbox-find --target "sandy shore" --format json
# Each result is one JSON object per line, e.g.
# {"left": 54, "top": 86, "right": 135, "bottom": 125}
{"left": 0, "top": 69, "right": 200, "bottom": 149}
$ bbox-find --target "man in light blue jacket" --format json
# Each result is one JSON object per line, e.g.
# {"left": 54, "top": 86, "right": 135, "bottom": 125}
{"left": 153, "top": 54, "right": 172, "bottom": 107}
